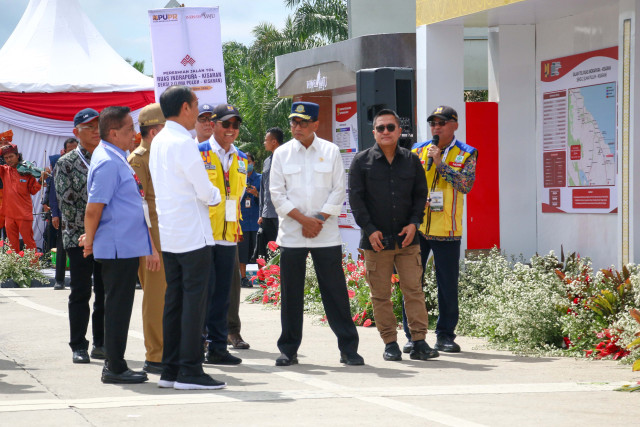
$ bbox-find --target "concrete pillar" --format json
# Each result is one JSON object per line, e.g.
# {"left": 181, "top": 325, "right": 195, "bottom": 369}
{"left": 488, "top": 25, "right": 537, "bottom": 258}
{"left": 416, "top": 24, "right": 465, "bottom": 144}
{"left": 618, "top": 0, "right": 639, "bottom": 265}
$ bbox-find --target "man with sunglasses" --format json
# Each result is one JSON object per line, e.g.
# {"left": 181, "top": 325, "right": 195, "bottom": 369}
{"left": 55, "top": 108, "right": 105, "bottom": 365}
{"left": 194, "top": 104, "right": 214, "bottom": 143}
{"left": 349, "top": 109, "right": 438, "bottom": 362}
{"left": 407, "top": 105, "right": 478, "bottom": 354}
{"left": 199, "top": 103, "right": 250, "bottom": 364}
{"left": 270, "top": 101, "right": 362, "bottom": 367}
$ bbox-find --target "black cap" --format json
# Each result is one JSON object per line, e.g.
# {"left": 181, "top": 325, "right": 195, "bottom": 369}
{"left": 212, "top": 103, "right": 242, "bottom": 122}
{"left": 427, "top": 105, "right": 458, "bottom": 122}
{"left": 73, "top": 108, "right": 99, "bottom": 127}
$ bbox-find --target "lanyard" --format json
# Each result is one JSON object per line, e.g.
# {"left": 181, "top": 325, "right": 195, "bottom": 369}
{"left": 75, "top": 146, "right": 90, "bottom": 169}
{"left": 100, "top": 142, "right": 151, "bottom": 227}
{"left": 101, "top": 142, "right": 144, "bottom": 198}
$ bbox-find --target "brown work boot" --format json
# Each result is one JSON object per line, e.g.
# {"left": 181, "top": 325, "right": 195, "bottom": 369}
{"left": 227, "top": 333, "right": 250, "bottom": 349}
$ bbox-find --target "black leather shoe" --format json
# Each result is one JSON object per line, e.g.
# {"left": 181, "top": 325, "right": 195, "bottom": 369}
{"left": 402, "top": 340, "right": 413, "bottom": 354}
{"left": 434, "top": 336, "right": 461, "bottom": 353}
{"left": 410, "top": 340, "right": 440, "bottom": 360}
{"left": 340, "top": 352, "right": 365, "bottom": 366}
{"left": 90, "top": 346, "right": 106, "bottom": 360}
{"left": 101, "top": 367, "right": 148, "bottom": 384}
{"left": 143, "top": 360, "right": 164, "bottom": 374}
{"left": 227, "top": 333, "right": 250, "bottom": 349}
{"left": 205, "top": 348, "right": 242, "bottom": 365}
{"left": 240, "top": 277, "right": 253, "bottom": 288}
{"left": 53, "top": 281, "right": 65, "bottom": 290}
{"left": 72, "top": 349, "right": 90, "bottom": 364}
{"left": 275, "top": 353, "right": 298, "bottom": 366}
{"left": 383, "top": 342, "right": 402, "bottom": 361}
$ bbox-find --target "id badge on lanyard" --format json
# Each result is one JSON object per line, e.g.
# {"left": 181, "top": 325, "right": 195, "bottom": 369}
{"left": 101, "top": 142, "right": 151, "bottom": 228}
{"left": 226, "top": 197, "right": 237, "bottom": 221}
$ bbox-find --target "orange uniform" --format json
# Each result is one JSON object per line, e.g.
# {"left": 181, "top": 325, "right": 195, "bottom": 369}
{"left": 0, "top": 165, "right": 40, "bottom": 250}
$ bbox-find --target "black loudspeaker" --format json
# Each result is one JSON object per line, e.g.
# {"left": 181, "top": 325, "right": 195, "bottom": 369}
{"left": 356, "top": 67, "right": 416, "bottom": 152}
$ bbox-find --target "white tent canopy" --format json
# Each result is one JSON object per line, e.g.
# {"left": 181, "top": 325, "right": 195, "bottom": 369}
{"left": 0, "top": 0, "right": 153, "bottom": 92}
{"left": 0, "top": 0, "right": 155, "bottom": 251}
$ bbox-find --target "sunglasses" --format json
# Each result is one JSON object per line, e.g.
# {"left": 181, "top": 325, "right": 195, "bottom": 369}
{"left": 217, "top": 120, "right": 240, "bottom": 129}
{"left": 428, "top": 120, "right": 452, "bottom": 127}
{"left": 375, "top": 124, "right": 397, "bottom": 133}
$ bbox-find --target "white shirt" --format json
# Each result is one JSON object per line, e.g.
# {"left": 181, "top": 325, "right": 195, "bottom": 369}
{"left": 149, "top": 120, "right": 221, "bottom": 253}
{"left": 270, "top": 134, "right": 345, "bottom": 248}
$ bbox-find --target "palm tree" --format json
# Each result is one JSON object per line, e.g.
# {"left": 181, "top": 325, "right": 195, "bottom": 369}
{"left": 285, "top": 0, "right": 348, "bottom": 43}
{"left": 223, "top": 0, "right": 348, "bottom": 167}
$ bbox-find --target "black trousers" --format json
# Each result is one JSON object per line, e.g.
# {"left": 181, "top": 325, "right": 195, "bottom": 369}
{"left": 55, "top": 227, "right": 67, "bottom": 283}
{"left": 262, "top": 217, "right": 279, "bottom": 248}
{"left": 98, "top": 257, "right": 139, "bottom": 373}
{"left": 277, "top": 245, "right": 359, "bottom": 357}
{"left": 162, "top": 246, "right": 211, "bottom": 376}
{"left": 205, "top": 245, "right": 236, "bottom": 350}
{"left": 67, "top": 247, "right": 104, "bottom": 351}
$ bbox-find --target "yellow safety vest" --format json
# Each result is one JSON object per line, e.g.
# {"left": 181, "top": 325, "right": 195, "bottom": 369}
{"left": 200, "top": 146, "right": 248, "bottom": 242}
{"left": 412, "top": 139, "right": 475, "bottom": 237}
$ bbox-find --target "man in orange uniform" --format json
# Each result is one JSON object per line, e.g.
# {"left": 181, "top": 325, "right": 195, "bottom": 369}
{"left": 0, "top": 130, "right": 15, "bottom": 238}
{"left": 0, "top": 143, "right": 47, "bottom": 250}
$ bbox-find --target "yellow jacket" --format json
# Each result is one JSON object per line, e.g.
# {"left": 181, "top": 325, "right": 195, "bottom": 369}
{"left": 412, "top": 139, "right": 476, "bottom": 237}
{"left": 199, "top": 141, "right": 248, "bottom": 242}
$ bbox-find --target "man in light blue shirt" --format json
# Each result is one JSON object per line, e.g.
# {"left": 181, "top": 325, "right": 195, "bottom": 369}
{"left": 83, "top": 106, "right": 156, "bottom": 385}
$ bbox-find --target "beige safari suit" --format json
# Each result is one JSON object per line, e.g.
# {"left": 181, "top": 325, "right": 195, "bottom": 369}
{"left": 128, "top": 139, "right": 166, "bottom": 363}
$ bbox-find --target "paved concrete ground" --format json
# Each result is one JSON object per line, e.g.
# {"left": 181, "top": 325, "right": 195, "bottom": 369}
{"left": 0, "top": 287, "right": 638, "bottom": 426}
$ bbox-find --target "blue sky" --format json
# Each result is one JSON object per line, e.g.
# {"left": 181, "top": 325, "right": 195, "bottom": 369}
{"left": 0, "top": 0, "right": 291, "bottom": 74}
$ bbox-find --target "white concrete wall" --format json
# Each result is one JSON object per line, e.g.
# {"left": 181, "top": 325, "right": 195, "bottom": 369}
{"left": 348, "top": 0, "right": 415, "bottom": 38}
{"left": 536, "top": 5, "right": 620, "bottom": 268}
{"left": 489, "top": 25, "right": 538, "bottom": 260}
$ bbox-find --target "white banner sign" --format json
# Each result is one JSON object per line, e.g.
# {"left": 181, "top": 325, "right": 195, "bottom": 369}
{"left": 148, "top": 7, "right": 227, "bottom": 105}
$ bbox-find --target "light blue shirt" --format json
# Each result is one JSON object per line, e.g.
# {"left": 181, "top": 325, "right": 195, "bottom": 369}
{"left": 87, "top": 140, "right": 152, "bottom": 259}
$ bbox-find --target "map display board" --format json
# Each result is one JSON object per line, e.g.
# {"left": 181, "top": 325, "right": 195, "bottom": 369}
{"left": 540, "top": 47, "right": 618, "bottom": 213}
{"left": 334, "top": 102, "right": 359, "bottom": 229}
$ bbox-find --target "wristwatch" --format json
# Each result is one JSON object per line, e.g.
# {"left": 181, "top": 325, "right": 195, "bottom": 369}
{"left": 313, "top": 213, "right": 325, "bottom": 221}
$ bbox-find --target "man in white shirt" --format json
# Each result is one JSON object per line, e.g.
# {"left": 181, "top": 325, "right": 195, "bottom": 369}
{"left": 149, "top": 85, "right": 224, "bottom": 390}
{"left": 270, "top": 101, "right": 362, "bottom": 367}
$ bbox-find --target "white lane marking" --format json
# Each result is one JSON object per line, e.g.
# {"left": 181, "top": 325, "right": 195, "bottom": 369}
{"left": 0, "top": 289, "right": 144, "bottom": 340}
{"left": 0, "top": 289, "right": 67, "bottom": 317}
{"left": 0, "top": 381, "right": 627, "bottom": 414}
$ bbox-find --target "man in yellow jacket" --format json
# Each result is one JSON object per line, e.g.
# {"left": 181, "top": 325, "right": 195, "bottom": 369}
{"left": 199, "top": 103, "right": 248, "bottom": 365}
{"left": 409, "top": 105, "right": 478, "bottom": 354}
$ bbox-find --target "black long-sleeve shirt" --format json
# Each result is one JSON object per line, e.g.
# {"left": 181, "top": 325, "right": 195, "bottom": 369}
{"left": 348, "top": 143, "right": 428, "bottom": 250}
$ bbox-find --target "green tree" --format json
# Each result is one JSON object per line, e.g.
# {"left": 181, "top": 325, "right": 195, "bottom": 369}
{"left": 125, "top": 58, "right": 145, "bottom": 74}
{"left": 223, "top": 0, "right": 348, "bottom": 168}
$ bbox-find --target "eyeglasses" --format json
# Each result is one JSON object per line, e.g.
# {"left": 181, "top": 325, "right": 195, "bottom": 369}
{"left": 290, "top": 120, "right": 311, "bottom": 128}
{"left": 197, "top": 116, "right": 212, "bottom": 123}
{"left": 375, "top": 124, "right": 397, "bottom": 133}
{"left": 77, "top": 125, "right": 99, "bottom": 132}
{"left": 428, "top": 120, "right": 452, "bottom": 127}
{"left": 216, "top": 120, "right": 240, "bottom": 129}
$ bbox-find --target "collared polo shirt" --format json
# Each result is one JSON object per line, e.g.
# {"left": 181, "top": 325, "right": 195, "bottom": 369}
{"left": 87, "top": 140, "right": 151, "bottom": 259}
